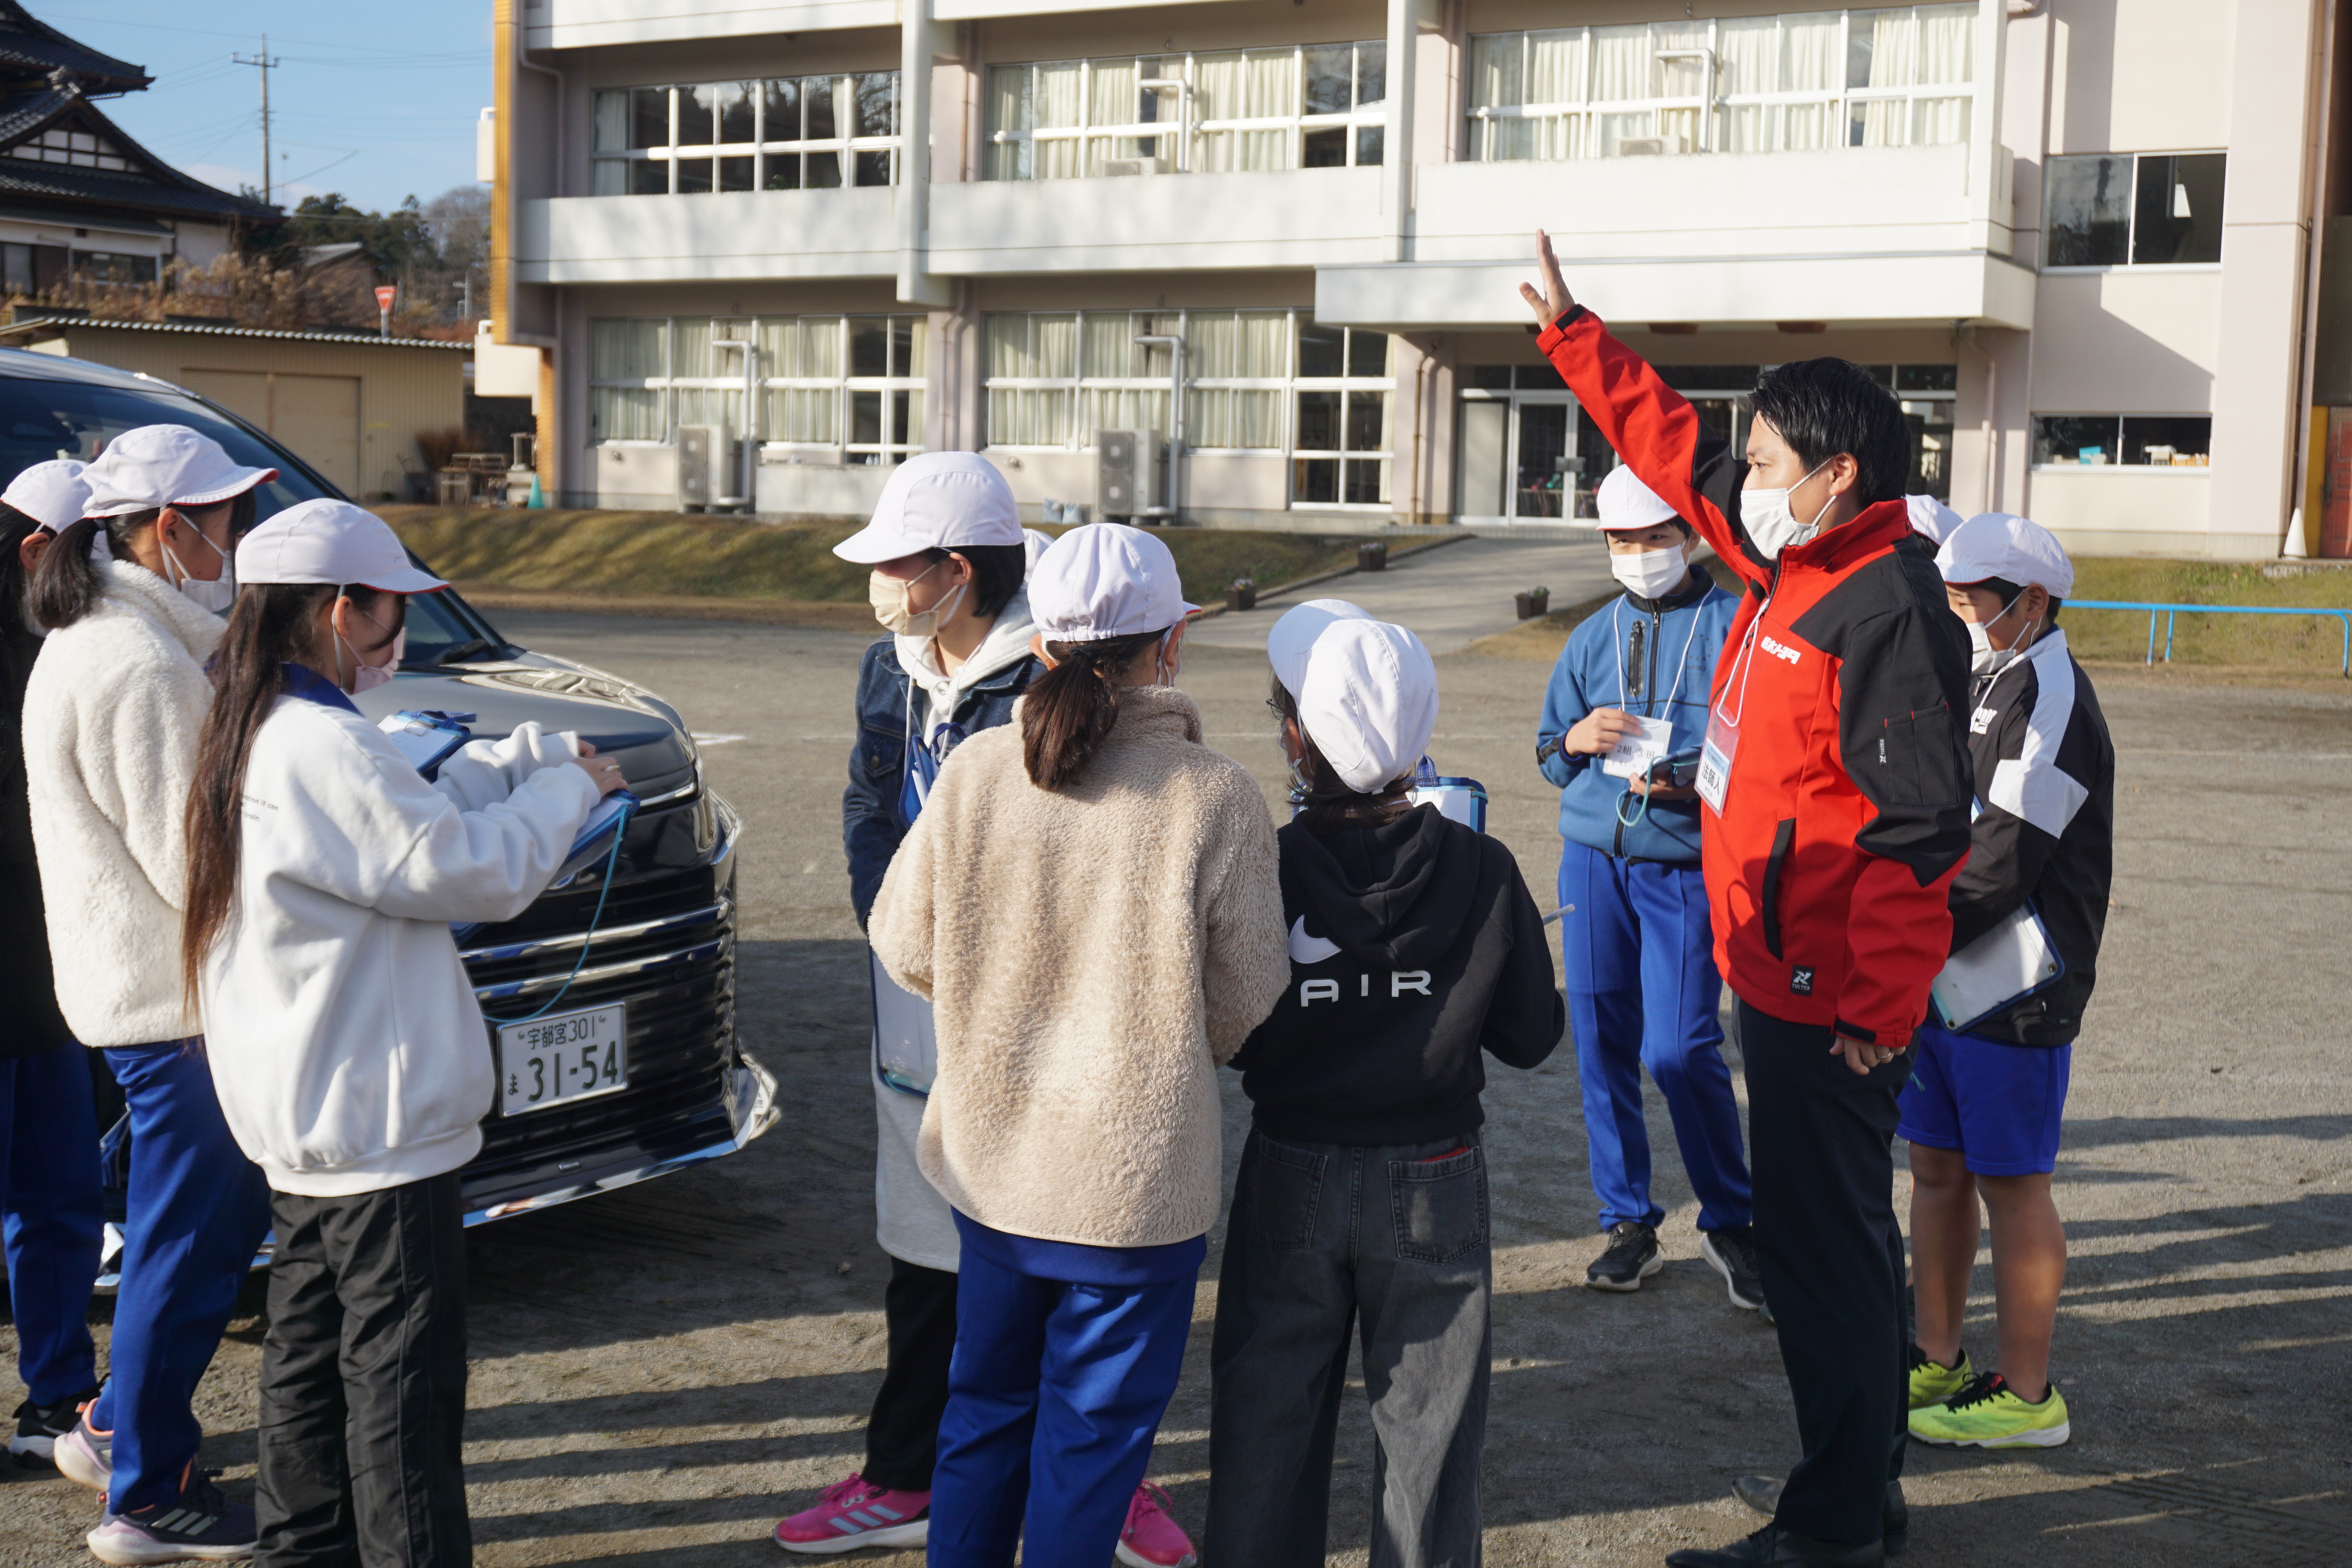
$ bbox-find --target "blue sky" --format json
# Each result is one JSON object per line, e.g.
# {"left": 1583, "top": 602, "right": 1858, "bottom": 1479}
{"left": 38, "top": 1, "right": 491, "bottom": 212}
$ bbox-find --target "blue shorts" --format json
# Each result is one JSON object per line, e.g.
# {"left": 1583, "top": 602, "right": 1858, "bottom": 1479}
{"left": 1897, "top": 1024, "right": 2071, "bottom": 1177}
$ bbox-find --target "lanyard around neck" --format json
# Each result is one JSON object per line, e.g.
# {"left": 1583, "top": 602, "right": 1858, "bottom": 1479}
{"left": 1613, "top": 593, "right": 1705, "bottom": 716}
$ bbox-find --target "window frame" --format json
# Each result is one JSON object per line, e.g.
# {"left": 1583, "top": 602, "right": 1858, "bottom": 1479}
{"left": 985, "top": 42, "right": 1388, "bottom": 180}
{"left": 590, "top": 76, "right": 902, "bottom": 196}
{"left": 2029, "top": 413, "right": 2214, "bottom": 472}
{"left": 1465, "top": 5, "right": 1978, "bottom": 163}
{"left": 2039, "top": 150, "right": 2228, "bottom": 274}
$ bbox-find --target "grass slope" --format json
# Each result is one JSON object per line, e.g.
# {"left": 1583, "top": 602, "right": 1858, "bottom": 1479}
{"left": 375, "top": 506, "right": 1368, "bottom": 612}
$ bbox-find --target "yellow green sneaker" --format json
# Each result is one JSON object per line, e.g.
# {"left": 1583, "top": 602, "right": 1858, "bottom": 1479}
{"left": 1909, "top": 1372, "right": 2071, "bottom": 1449}
{"left": 1906, "top": 1343, "right": 1971, "bottom": 1410}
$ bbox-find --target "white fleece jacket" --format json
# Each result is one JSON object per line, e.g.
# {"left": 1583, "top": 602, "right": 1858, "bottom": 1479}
{"left": 22, "top": 560, "right": 224, "bottom": 1045}
{"left": 869, "top": 686, "right": 1289, "bottom": 1249}
{"left": 200, "top": 698, "right": 599, "bottom": 1196}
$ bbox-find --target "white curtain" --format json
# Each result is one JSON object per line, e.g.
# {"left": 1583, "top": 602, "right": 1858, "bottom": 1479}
{"left": 1187, "top": 310, "right": 1285, "bottom": 447}
{"left": 1082, "top": 313, "right": 1136, "bottom": 378}
{"left": 1913, "top": 96, "right": 1970, "bottom": 144}
{"left": 592, "top": 318, "right": 666, "bottom": 380}
{"left": 762, "top": 388, "right": 837, "bottom": 444}
{"left": 1916, "top": 4, "right": 1975, "bottom": 82}
{"left": 1468, "top": 33, "right": 1523, "bottom": 109}
{"left": 674, "top": 387, "right": 742, "bottom": 438}
{"left": 1088, "top": 58, "right": 1140, "bottom": 171}
{"left": 986, "top": 65, "right": 1028, "bottom": 180}
{"left": 1034, "top": 62, "right": 1084, "bottom": 178}
{"left": 1082, "top": 389, "right": 1170, "bottom": 440}
{"left": 592, "top": 388, "right": 663, "bottom": 443}
{"left": 1590, "top": 25, "right": 1648, "bottom": 103}
{"left": 671, "top": 319, "right": 713, "bottom": 380}
{"left": 593, "top": 90, "right": 629, "bottom": 153}
{"left": 987, "top": 388, "right": 1068, "bottom": 447}
{"left": 592, "top": 160, "right": 628, "bottom": 196}
{"left": 1782, "top": 12, "right": 1842, "bottom": 149}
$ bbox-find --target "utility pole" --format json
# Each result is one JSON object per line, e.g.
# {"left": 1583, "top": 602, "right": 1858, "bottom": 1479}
{"left": 231, "top": 36, "right": 280, "bottom": 204}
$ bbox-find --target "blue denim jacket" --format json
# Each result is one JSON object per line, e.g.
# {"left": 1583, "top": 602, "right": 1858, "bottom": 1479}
{"left": 843, "top": 634, "right": 1041, "bottom": 926}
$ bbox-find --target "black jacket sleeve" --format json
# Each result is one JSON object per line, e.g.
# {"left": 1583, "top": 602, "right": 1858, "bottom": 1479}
{"left": 1478, "top": 842, "right": 1566, "bottom": 1070}
{"left": 1835, "top": 588, "right": 1974, "bottom": 886}
{"left": 842, "top": 642, "right": 907, "bottom": 930}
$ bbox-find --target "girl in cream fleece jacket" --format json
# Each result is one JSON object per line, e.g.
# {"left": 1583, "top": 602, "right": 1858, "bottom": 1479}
{"left": 868, "top": 523, "right": 1287, "bottom": 1568}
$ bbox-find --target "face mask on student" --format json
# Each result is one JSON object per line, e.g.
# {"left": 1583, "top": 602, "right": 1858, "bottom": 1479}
{"left": 338, "top": 602, "right": 405, "bottom": 693}
{"left": 1609, "top": 539, "right": 1691, "bottom": 599}
{"left": 870, "top": 559, "right": 965, "bottom": 638}
{"left": 1968, "top": 591, "right": 2038, "bottom": 677}
{"left": 160, "top": 512, "right": 235, "bottom": 613}
{"left": 1742, "top": 459, "right": 1836, "bottom": 561}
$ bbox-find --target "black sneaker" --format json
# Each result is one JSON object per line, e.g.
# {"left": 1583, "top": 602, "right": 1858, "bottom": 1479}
{"left": 1701, "top": 1225, "right": 1767, "bottom": 1311}
{"left": 10, "top": 1386, "right": 100, "bottom": 1469}
{"left": 1731, "top": 1477, "right": 1907, "bottom": 1557}
{"left": 1665, "top": 1522, "right": 1886, "bottom": 1566}
{"left": 1586, "top": 1221, "right": 1661, "bottom": 1292}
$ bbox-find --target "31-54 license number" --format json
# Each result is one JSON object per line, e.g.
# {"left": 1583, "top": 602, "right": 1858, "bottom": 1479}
{"left": 497, "top": 1004, "right": 627, "bottom": 1117}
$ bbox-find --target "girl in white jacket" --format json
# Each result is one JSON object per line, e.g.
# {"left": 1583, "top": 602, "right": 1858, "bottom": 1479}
{"left": 23, "top": 424, "right": 281, "bottom": 1563}
{"left": 179, "top": 500, "right": 620, "bottom": 1568}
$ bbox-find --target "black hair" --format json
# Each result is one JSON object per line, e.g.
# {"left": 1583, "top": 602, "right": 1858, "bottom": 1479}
{"left": 0, "top": 501, "right": 40, "bottom": 638}
{"left": 1020, "top": 629, "right": 1165, "bottom": 789}
{"left": 924, "top": 542, "right": 1027, "bottom": 620}
{"left": 31, "top": 489, "right": 257, "bottom": 630}
{"left": 1749, "top": 358, "right": 1913, "bottom": 506}
{"left": 1967, "top": 574, "right": 2062, "bottom": 624}
{"left": 1268, "top": 675, "right": 1416, "bottom": 834}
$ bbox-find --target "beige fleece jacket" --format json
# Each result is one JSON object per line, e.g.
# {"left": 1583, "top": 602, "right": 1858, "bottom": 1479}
{"left": 868, "top": 685, "right": 1288, "bottom": 1250}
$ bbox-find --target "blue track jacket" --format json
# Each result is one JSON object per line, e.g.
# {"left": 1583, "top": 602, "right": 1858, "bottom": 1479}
{"left": 1537, "top": 570, "right": 1737, "bottom": 864}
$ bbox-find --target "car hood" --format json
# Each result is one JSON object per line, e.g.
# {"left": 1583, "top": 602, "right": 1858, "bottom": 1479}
{"left": 351, "top": 652, "right": 699, "bottom": 804}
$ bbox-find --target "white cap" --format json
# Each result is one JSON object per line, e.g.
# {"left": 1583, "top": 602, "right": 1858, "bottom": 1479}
{"left": 236, "top": 499, "right": 449, "bottom": 593}
{"left": 1022, "top": 526, "right": 1054, "bottom": 573}
{"left": 1028, "top": 522, "right": 1198, "bottom": 642}
{"left": 1906, "top": 494, "right": 1964, "bottom": 544}
{"left": 1584, "top": 465, "right": 1680, "bottom": 531}
{"left": 82, "top": 425, "right": 276, "bottom": 517}
{"left": 1266, "top": 597, "right": 1373, "bottom": 698}
{"left": 2, "top": 459, "right": 89, "bottom": 531}
{"left": 1296, "top": 619, "right": 1440, "bottom": 793}
{"left": 1936, "top": 511, "right": 2074, "bottom": 600}
{"left": 833, "top": 452, "right": 1024, "bottom": 564}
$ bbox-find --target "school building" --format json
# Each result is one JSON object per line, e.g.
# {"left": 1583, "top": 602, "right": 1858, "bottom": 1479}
{"left": 486, "top": 0, "right": 2352, "bottom": 559}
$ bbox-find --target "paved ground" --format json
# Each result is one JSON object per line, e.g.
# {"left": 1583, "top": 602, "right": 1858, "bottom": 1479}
{"left": 5, "top": 610, "right": 2350, "bottom": 1567}
{"left": 1186, "top": 534, "right": 1621, "bottom": 656}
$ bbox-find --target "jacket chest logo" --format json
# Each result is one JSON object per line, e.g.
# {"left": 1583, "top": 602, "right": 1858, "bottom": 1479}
{"left": 1760, "top": 634, "right": 1803, "bottom": 666}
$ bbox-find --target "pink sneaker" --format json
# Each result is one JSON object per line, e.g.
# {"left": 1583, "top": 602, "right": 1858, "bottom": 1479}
{"left": 1116, "top": 1480, "right": 1197, "bottom": 1568}
{"left": 773, "top": 1472, "right": 929, "bottom": 1554}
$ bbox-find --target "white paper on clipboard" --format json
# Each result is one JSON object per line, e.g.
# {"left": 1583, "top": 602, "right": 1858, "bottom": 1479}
{"left": 870, "top": 950, "right": 938, "bottom": 1096}
{"left": 1929, "top": 904, "right": 2064, "bottom": 1033}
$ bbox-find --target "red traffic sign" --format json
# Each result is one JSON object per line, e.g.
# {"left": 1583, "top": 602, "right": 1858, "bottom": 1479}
{"left": 374, "top": 285, "right": 397, "bottom": 312}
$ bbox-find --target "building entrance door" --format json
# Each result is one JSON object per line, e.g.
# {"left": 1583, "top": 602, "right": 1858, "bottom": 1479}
{"left": 1455, "top": 382, "right": 1580, "bottom": 523}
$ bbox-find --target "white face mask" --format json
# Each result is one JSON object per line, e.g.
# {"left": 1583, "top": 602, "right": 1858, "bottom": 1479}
{"left": 160, "top": 515, "right": 234, "bottom": 614}
{"left": 1967, "top": 591, "right": 2038, "bottom": 678}
{"left": 1609, "top": 540, "right": 1692, "bottom": 600}
{"left": 870, "top": 559, "right": 966, "bottom": 639}
{"left": 338, "top": 602, "right": 405, "bottom": 694}
{"left": 1742, "top": 459, "right": 1836, "bottom": 561}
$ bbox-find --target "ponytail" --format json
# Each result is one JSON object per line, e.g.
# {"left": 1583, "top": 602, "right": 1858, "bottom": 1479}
{"left": 1019, "top": 628, "right": 1163, "bottom": 790}
{"left": 181, "top": 581, "right": 341, "bottom": 1011}
{"left": 32, "top": 509, "right": 159, "bottom": 630}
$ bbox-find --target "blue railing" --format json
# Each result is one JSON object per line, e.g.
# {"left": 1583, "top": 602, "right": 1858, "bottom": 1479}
{"left": 2069, "top": 600, "right": 2352, "bottom": 676}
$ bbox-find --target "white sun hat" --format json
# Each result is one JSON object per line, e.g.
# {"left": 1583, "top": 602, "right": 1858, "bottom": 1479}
{"left": 1027, "top": 522, "right": 1199, "bottom": 642}
{"left": 1936, "top": 511, "right": 2074, "bottom": 600}
{"left": 1578, "top": 463, "right": 1681, "bottom": 531}
{"left": 1907, "top": 494, "right": 1965, "bottom": 544}
{"left": 236, "top": 499, "right": 449, "bottom": 593}
{"left": 1266, "top": 597, "right": 1373, "bottom": 698}
{"left": 2, "top": 459, "right": 90, "bottom": 531}
{"left": 1295, "top": 618, "right": 1440, "bottom": 793}
{"left": 82, "top": 425, "right": 276, "bottom": 517}
{"left": 833, "top": 452, "right": 1024, "bottom": 564}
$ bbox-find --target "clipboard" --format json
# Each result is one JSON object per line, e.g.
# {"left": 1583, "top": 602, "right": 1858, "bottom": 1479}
{"left": 870, "top": 949, "right": 938, "bottom": 1096}
{"left": 1929, "top": 903, "right": 2065, "bottom": 1034}
{"left": 551, "top": 789, "right": 639, "bottom": 886}
{"left": 378, "top": 710, "right": 476, "bottom": 779}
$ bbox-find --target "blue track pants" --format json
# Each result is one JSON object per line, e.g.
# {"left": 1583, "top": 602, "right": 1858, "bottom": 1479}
{"left": 0, "top": 1042, "right": 102, "bottom": 1405}
{"left": 929, "top": 1245, "right": 1195, "bottom": 1568}
{"left": 91, "top": 1042, "right": 271, "bottom": 1513}
{"left": 1558, "top": 842, "right": 1752, "bottom": 1234}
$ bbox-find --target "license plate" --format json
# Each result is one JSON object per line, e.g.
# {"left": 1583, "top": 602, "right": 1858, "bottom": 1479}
{"left": 498, "top": 1004, "right": 627, "bottom": 1117}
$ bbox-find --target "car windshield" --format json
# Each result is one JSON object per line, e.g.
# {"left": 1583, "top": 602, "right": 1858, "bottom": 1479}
{"left": 0, "top": 367, "right": 512, "bottom": 666}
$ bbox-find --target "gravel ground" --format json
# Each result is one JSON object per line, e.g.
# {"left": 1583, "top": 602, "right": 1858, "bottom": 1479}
{"left": 5, "top": 611, "right": 2348, "bottom": 1568}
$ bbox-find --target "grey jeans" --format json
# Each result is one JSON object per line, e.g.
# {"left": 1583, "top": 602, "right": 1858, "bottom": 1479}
{"left": 1207, "top": 1130, "right": 1491, "bottom": 1568}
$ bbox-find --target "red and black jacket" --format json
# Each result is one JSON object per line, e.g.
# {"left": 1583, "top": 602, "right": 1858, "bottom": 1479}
{"left": 1538, "top": 307, "right": 1974, "bottom": 1045}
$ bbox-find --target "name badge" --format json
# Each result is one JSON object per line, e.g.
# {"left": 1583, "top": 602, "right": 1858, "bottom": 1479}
{"left": 1696, "top": 706, "right": 1737, "bottom": 815}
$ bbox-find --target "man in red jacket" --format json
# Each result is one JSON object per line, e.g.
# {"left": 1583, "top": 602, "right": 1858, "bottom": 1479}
{"left": 1523, "top": 233, "right": 1973, "bottom": 1568}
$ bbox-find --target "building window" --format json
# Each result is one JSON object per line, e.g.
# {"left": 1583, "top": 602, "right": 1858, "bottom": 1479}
{"left": 587, "top": 314, "right": 927, "bottom": 463}
{"left": 981, "top": 310, "right": 1392, "bottom": 509}
{"left": 986, "top": 42, "right": 1385, "bottom": 179}
{"left": 591, "top": 76, "right": 899, "bottom": 196}
{"left": 2044, "top": 153, "right": 2226, "bottom": 269}
{"left": 9, "top": 125, "right": 131, "bottom": 171}
{"left": 2033, "top": 415, "right": 2211, "bottom": 468}
{"left": 1466, "top": 5, "right": 1973, "bottom": 162}
{"left": 71, "top": 251, "right": 158, "bottom": 286}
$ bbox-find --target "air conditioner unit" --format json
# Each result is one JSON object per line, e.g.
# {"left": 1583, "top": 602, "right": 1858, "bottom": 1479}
{"left": 1617, "top": 134, "right": 1687, "bottom": 157}
{"left": 677, "top": 425, "right": 744, "bottom": 510}
{"left": 1096, "top": 429, "right": 1164, "bottom": 519}
{"left": 1102, "top": 156, "right": 1167, "bottom": 177}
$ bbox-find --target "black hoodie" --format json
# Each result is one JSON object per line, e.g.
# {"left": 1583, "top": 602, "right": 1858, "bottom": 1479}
{"left": 1231, "top": 804, "right": 1564, "bottom": 1145}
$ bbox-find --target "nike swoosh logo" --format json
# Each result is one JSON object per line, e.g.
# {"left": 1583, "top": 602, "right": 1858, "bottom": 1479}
{"left": 1288, "top": 917, "right": 1342, "bottom": 965}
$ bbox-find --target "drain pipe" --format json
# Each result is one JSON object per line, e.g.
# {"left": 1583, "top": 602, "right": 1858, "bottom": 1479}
{"left": 712, "top": 338, "right": 755, "bottom": 508}
{"left": 1134, "top": 333, "right": 1185, "bottom": 519}
{"left": 1965, "top": 321, "right": 1997, "bottom": 511}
